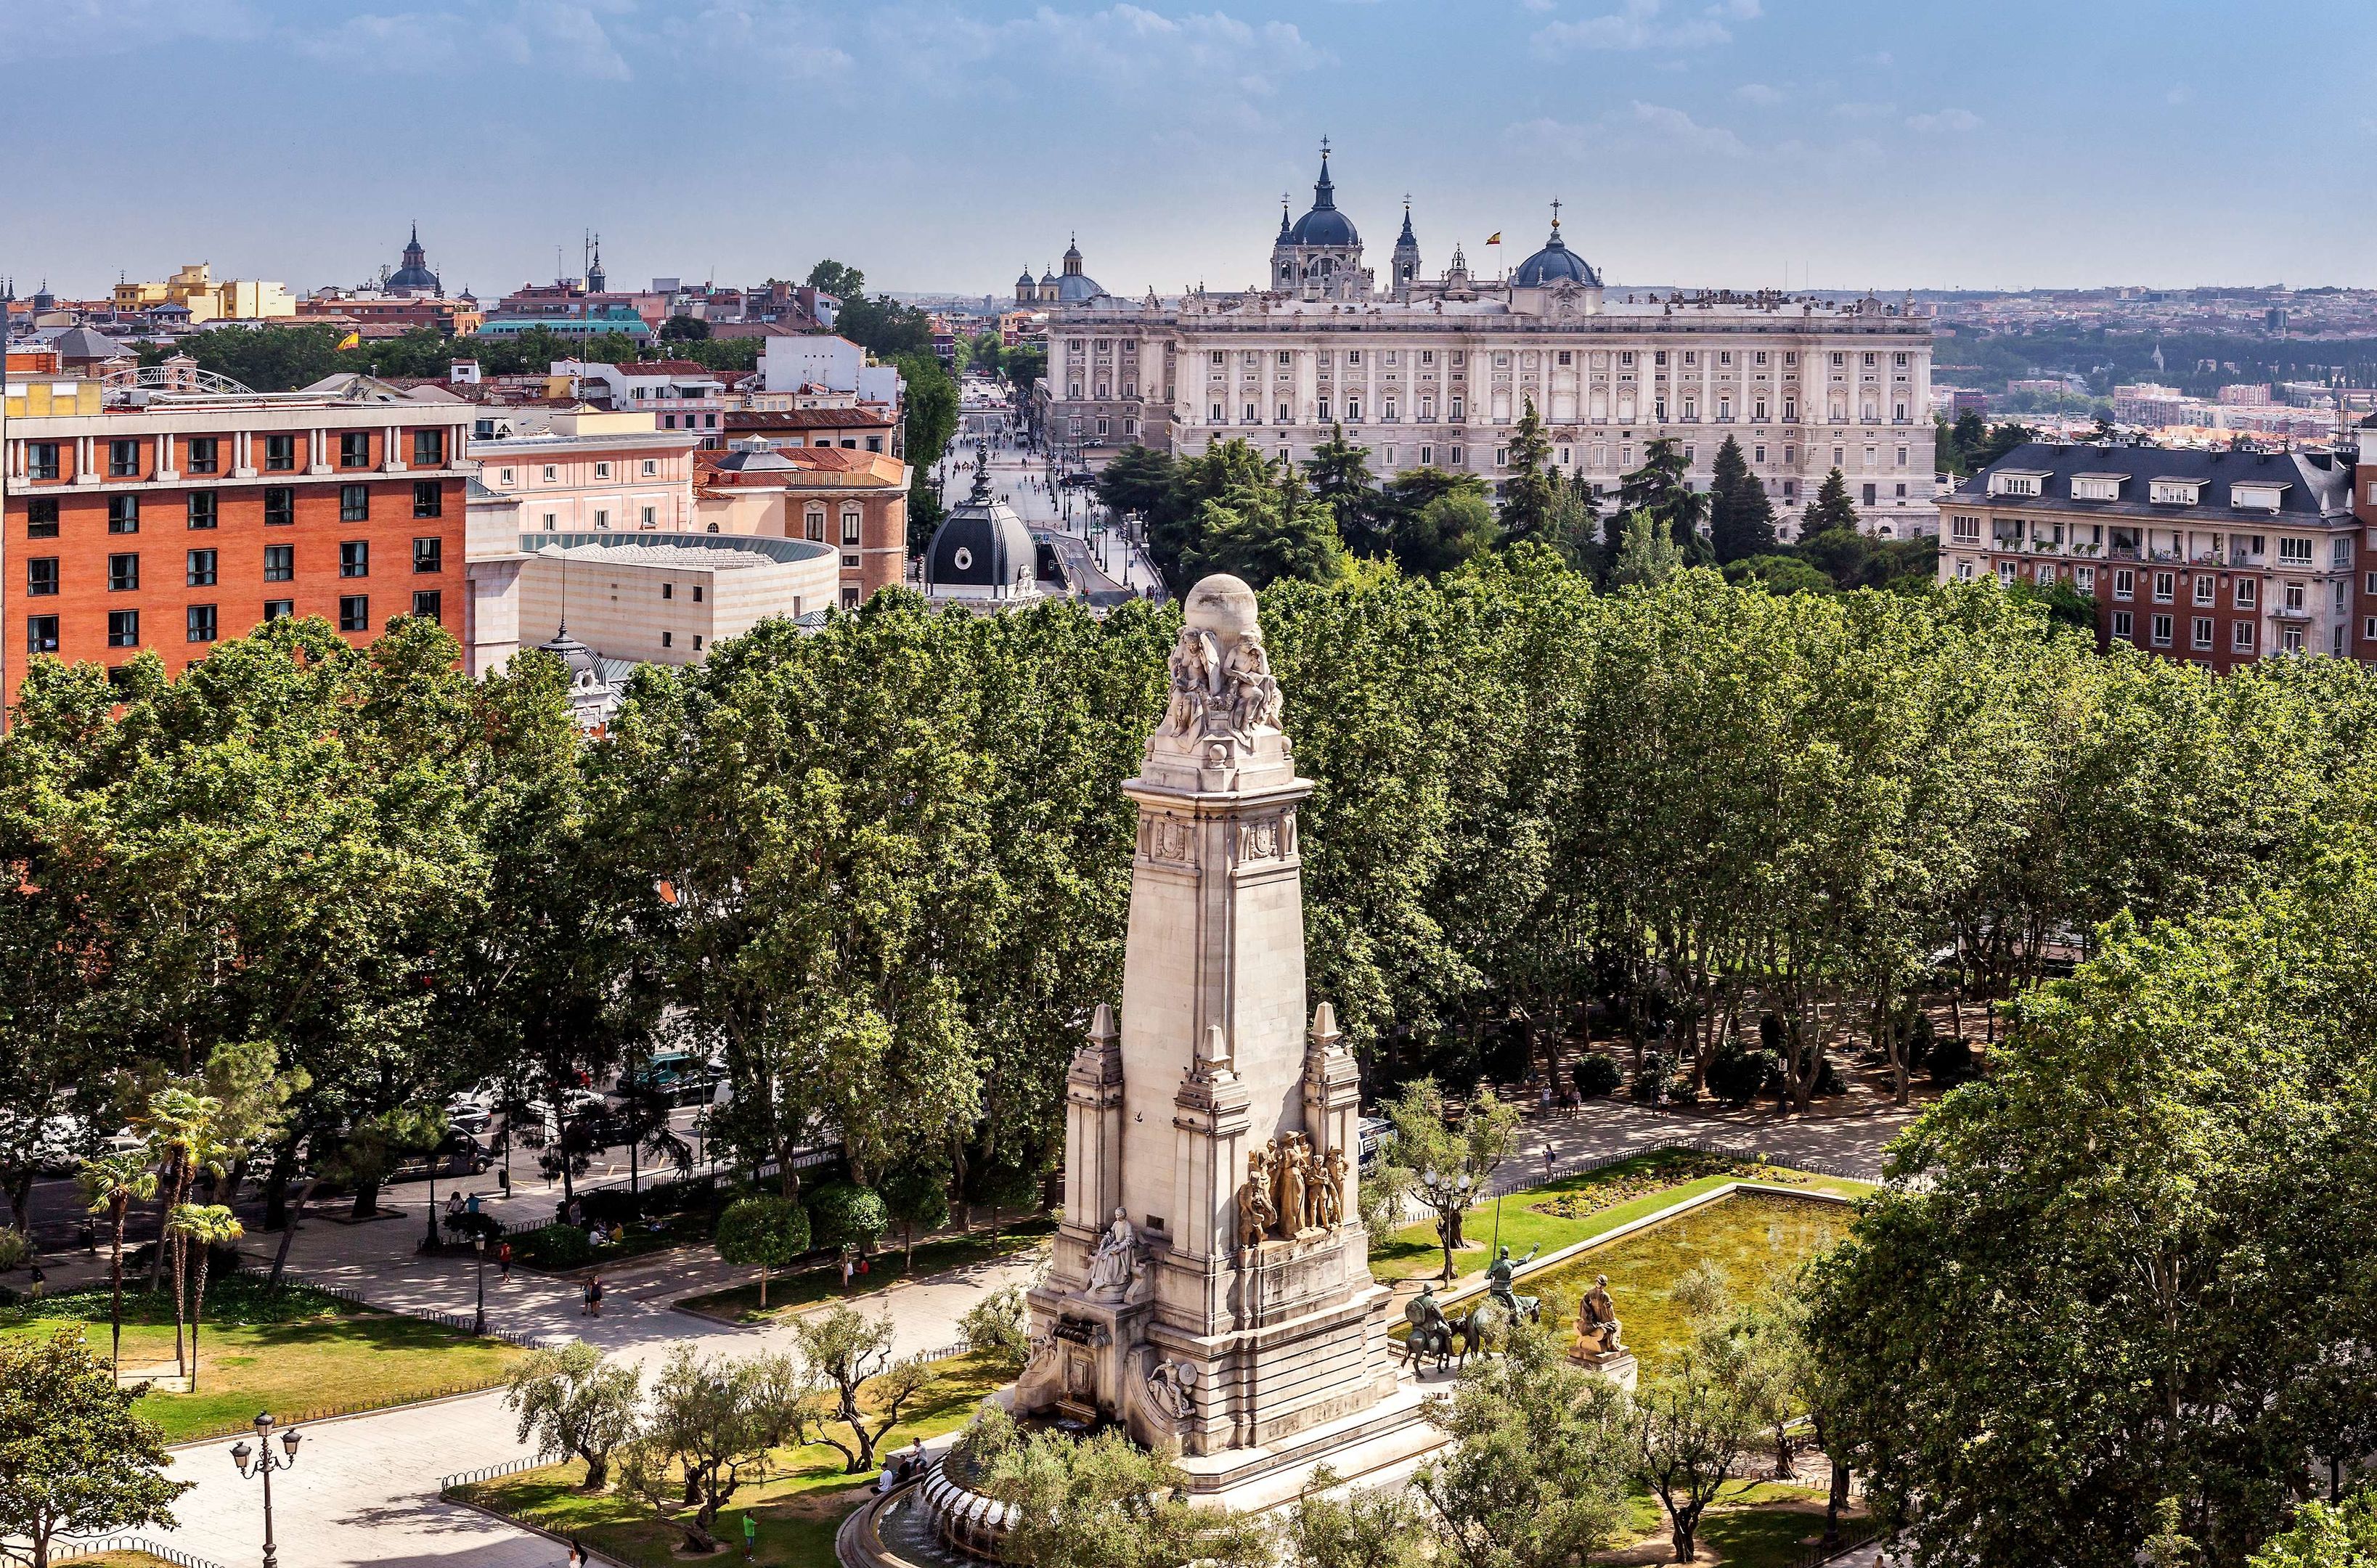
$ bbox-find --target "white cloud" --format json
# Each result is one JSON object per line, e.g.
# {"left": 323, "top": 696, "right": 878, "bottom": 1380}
{"left": 1732, "top": 81, "right": 1784, "bottom": 104}
{"left": 297, "top": 0, "right": 630, "bottom": 78}
{"left": 1905, "top": 107, "right": 1981, "bottom": 132}
{"left": 0, "top": 0, "right": 260, "bottom": 55}
{"left": 1625, "top": 99, "right": 1747, "bottom": 155}
{"left": 1532, "top": 0, "right": 1734, "bottom": 54}
{"left": 1502, "top": 115, "right": 1599, "bottom": 162}
{"left": 909, "top": 4, "right": 1326, "bottom": 105}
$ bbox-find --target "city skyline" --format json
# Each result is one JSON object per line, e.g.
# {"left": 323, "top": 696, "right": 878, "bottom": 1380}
{"left": 4, "top": 0, "right": 2375, "bottom": 298}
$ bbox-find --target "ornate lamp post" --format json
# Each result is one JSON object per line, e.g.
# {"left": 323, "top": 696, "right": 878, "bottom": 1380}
{"left": 229, "top": 1411, "right": 303, "bottom": 1568}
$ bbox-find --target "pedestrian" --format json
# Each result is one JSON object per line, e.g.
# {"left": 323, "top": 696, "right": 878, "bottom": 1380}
{"left": 1542, "top": 1143, "right": 1554, "bottom": 1183}
{"left": 742, "top": 1512, "right": 757, "bottom": 1560}
{"left": 568, "top": 1538, "right": 584, "bottom": 1568}
{"left": 27, "top": 1259, "right": 45, "bottom": 1300}
{"left": 840, "top": 1252, "right": 854, "bottom": 1291}
{"left": 467, "top": 1191, "right": 481, "bottom": 1217}
{"left": 498, "top": 1240, "right": 513, "bottom": 1283}
{"left": 567, "top": 1196, "right": 582, "bottom": 1228}
{"left": 589, "top": 1274, "right": 603, "bottom": 1317}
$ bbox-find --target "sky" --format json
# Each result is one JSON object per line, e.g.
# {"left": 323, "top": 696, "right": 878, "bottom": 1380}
{"left": 7, "top": 0, "right": 2376, "bottom": 301}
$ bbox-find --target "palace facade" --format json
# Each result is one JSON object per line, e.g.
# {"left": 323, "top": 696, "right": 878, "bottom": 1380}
{"left": 1027, "top": 144, "right": 1939, "bottom": 536}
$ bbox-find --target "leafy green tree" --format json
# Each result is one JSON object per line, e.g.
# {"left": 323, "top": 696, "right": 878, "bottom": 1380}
{"left": 1402, "top": 491, "right": 1499, "bottom": 579}
{"left": 1414, "top": 1316, "right": 1634, "bottom": 1568}
{"left": 0, "top": 1331, "right": 189, "bottom": 1568}
{"left": 1633, "top": 1346, "right": 1755, "bottom": 1562}
{"left": 1495, "top": 398, "right": 1561, "bottom": 547}
{"left": 1373, "top": 1079, "right": 1520, "bottom": 1278}
{"left": 1610, "top": 507, "right": 1684, "bottom": 589}
{"left": 2248, "top": 1491, "right": 2377, "bottom": 1568}
{"left": 1281, "top": 1466, "right": 1433, "bottom": 1568}
{"left": 958, "top": 1285, "right": 1030, "bottom": 1369}
{"left": 806, "top": 260, "right": 865, "bottom": 300}
{"left": 1544, "top": 474, "right": 1604, "bottom": 577}
{"left": 982, "top": 1425, "right": 1273, "bottom": 1568}
{"left": 163, "top": 1204, "right": 242, "bottom": 1392}
{"left": 1183, "top": 463, "right": 1349, "bottom": 589}
{"left": 836, "top": 294, "right": 935, "bottom": 359}
{"left": 502, "top": 1341, "right": 642, "bottom": 1490}
{"left": 1617, "top": 438, "right": 1708, "bottom": 555}
{"left": 1705, "top": 436, "right": 1777, "bottom": 564}
{"left": 76, "top": 1152, "right": 155, "bottom": 1373}
{"left": 1721, "top": 554, "right": 1833, "bottom": 596}
{"left": 659, "top": 314, "right": 709, "bottom": 342}
{"left": 1970, "top": 420, "right": 2038, "bottom": 469}
{"left": 807, "top": 1182, "right": 890, "bottom": 1258}
{"left": 1798, "top": 467, "right": 1861, "bottom": 538}
{"left": 1004, "top": 342, "right": 1047, "bottom": 393}
{"left": 1947, "top": 409, "right": 1988, "bottom": 470}
{"left": 618, "top": 1344, "right": 804, "bottom": 1552}
{"left": 879, "top": 1155, "right": 951, "bottom": 1268}
{"left": 1305, "top": 425, "right": 1387, "bottom": 557}
{"left": 789, "top": 1305, "right": 937, "bottom": 1474}
{"left": 1096, "top": 444, "right": 1178, "bottom": 523}
{"left": 714, "top": 1194, "right": 810, "bottom": 1309}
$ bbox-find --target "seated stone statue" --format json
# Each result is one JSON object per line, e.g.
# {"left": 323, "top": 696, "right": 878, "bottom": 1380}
{"left": 1578, "top": 1273, "right": 1624, "bottom": 1357}
{"left": 1086, "top": 1207, "right": 1141, "bottom": 1297}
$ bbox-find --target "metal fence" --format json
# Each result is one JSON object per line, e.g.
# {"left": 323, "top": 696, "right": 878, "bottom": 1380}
{"left": 234, "top": 1262, "right": 546, "bottom": 1349}
{"left": 1788, "top": 1517, "right": 1888, "bottom": 1567}
{"left": 1385, "top": 1132, "right": 1875, "bottom": 1228}
{"left": 439, "top": 1453, "right": 558, "bottom": 1495}
{"left": 52, "top": 1537, "right": 235, "bottom": 1568}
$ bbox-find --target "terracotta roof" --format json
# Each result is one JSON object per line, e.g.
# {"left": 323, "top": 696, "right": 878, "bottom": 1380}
{"left": 725, "top": 407, "right": 895, "bottom": 432}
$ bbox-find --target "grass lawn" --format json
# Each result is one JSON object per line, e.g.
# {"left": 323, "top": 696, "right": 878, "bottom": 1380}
{"left": 1371, "top": 1150, "right": 1874, "bottom": 1283}
{"left": 0, "top": 1275, "right": 526, "bottom": 1444}
{"left": 677, "top": 1218, "right": 1053, "bottom": 1323}
{"left": 455, "top": 1349, "right": 1011, "bottom": 1568}
{"left": 1611, "top": 1480, "right": 1868, "bottom": 1567}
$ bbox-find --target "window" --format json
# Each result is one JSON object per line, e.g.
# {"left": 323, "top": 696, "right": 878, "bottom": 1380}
{"left": 187, "top": 549, "right": 217, "bottom": 587}
{"left": 28, "top": 443, "right": 58, "bottom": 480}
{"left": 107, "top": 610, "right": 139, "bottom": 648}
{"left": 805, "top": 509, "right": 825, "bottom": 542}
{"left": 340, "top": 540, "right": 370, "bottom": 578}
{"left": 2193, "top": 616, "right": 2214, "bottom": 650}
{"left": 2075, "top": 565, "right": 2095, "bottom": 592}
{"left": 411, "top": 589, "right": 442, "bottom": 624}
{"left": 2277, "top": 536, "right": 2313, "bottom": 566}
{"left": 2150, "top": 614, "right": 2174, "bottom": 648}
{"left": 640, "top": 505, "right": 656, "bottom": 529}
{"left": 176, "top": 491, "right": 216, "bottom": 532}
{"left": 107, "top": 553, "right": 139, "bottom": 592}
{"left": 27, "top": 498, "right": 59, "bottom": 538}
{"left": 264, "top": 487, "right": 294, "bottom": 527}
{"left": 413, "top": 481, "right": 441, "bottom": 518}
{"left": 693, "top": 585, "right": 704, "bottom": 604}
{"left": 2114, "top": 570, "right": 2135, "bottom": 600}
{"left": 693, "top": 634, "right": 704, "bottom": 650}
{"left": 642, "top": 459, "right": 659, "bottom": 477}
{"left": 661, "top": 631, "right": 674, "bottom": 649}
{"left": 187, "top": 437, "right": 219, "bottom": 474}
{"left": 340, "top": 484, "right": 369, "bottom": 523}
{"left": 264, "top": 545, "right": 293, "bottom": 581}
{"left": 2152, "top": 572, "right": 2175, "bottom": 603}
{"left": 2234, "top": 621, "right": 2256, "bottom": 653}
{"left": 595, "top": 461, "right": 613, "bottom": 480}
{"left": 413, "top": 429, "right": 443, "bottom": 466}
{"left": 27, "top": 558, "right": 58, "bottom": 597}
{"left": 2112, "top": 610, "right": 2134, "bottom": 640}
{"left": 338, "top": 595, "right": 369, "bottom": 632}
{"left": 269, "top": 435, "right": 295, "bottom": 471}
{"left": 2189, "top": 575, "right": 2214, "bottom": 606}
{"left": 842, "top": 510, "right": 863, "bottom": 546}
{"left": 340, "top": 432, "right": 370, "bottom": 468}
{"left": 109, "top": 439, "right": 141, "bottom": 478}
{"left": 27, "top": 616, "right": 59, "bottom": 655}
{"left": 2235, "top": 579, "right": 2259, "bottom": 609}
{"left": 187, "top": 604, "right": 218, "bottom": 644}
{"left": 412, "top": 537, "right": 442, "bottom": 574}
{"left": 264, "top": 599, "right": 293, "bottom": 621}
{"left": 108, "top": 495, "right": 139, "bottom": 534}
{"left": 1277, "top": 403, "right": 1291, "bottom": 423}
{"left": 542, "top": 465, "right": 558, "bottom": 483}
{"left": 1278, "top": 351, "right": 1292, "bottom": 366}
{"left": 2285, "top": 581, "right": 2307, "bottom": 614}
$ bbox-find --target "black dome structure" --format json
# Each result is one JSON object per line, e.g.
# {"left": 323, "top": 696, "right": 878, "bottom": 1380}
{"left": 1284, "top": 148, "right": 1360, "bottom": 249}
{"left": 1512, "top": 206, "right": 1600, "bottom": 288}
{"left": 924, "top": 449, "right": 1041, "bottom": 603}
{"left": 387, "top": 223, "right": 441, "bottom": 292}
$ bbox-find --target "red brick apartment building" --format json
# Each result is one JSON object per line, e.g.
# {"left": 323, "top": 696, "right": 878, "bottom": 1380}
{"left": 2, "top": 375, "right": 468, "bottom": 716}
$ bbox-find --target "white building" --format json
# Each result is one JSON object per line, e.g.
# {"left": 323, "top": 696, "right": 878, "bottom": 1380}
{"left": 760, "top": 334, "right": 902, "bottom": 407}
{"left": 1031, "top": 144, "right": 1940, "bottom": 536}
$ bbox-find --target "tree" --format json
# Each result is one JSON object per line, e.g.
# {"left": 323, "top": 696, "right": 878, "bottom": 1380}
{"left": 1610, "top": 507, "right": 1684, "bottom": 589}
{"left": 958, "top": 1286, "right": 1030, "bottom": 1370}
{"left": 1633, "top": 1347, "right": 1755, "bottom": 1562}
{"left": 806, "top": 260, "right": 865, "bottom": 301}
{"left": 1402, "top": 491, "right": 1499, "bottom": 579}
{"left": 1947, "top": 409, "right": 1988, "bottom": 471}
{"left": 1617, "top": 438, "right": 1708, "bottom": 555}
{"left": 75, "top": 1151, "right": 155, "bottom": 1373}
{"left": 1182, "top": 464, "right": 1350, "bottom": 589}
{"left": 982, "top": 1425, "right": 1272, "bottom": 1568}
{"left": 789, "top": 1304, "right": 937, "bottom": 1474}
{"left": 1496, "top": 398, "right": 1561, "bottom": 547}
{"left": 1373, "top": 1079, "right": 1521, "bottom": 1279}
{"left": 130, "top": 1085, "right": 221, "bottom": 1376}
{"left": 1305, "top": 425, "right": 1386, "bottom": 557}
{"left": 879, "top": 1156, "right": 951, "bottom": 1269}
{"left": 2248, "top": 1491, "right": 2377, "bottom": 1568}
{"left": 1096, "top": 444, "right": 1178, "bottom": 523}
{"left": 1705, "top": 436, "right": 1777, "bottom": 564}
{"left": 618, "top": 1344, "right": 802, "bottom": 1553}
{"left": 1544, "top": 474, "right": 1604, "bottom": 577}
{"left": 659, "top": 314, "right": 709, "bottom": 342}
{"left": 163, "top": 1204, "right": 242, "bottom": 1392}
{"left": 1412, "top": 1316, "right": 1634, "bottom": 1568}
{"left": 1721, "top": 554, "right": 1834, "bottom": 597}
{"left": 807, "top": 1182, "right": 890, "bottom": 1259}
{"left": 502, "top": 1342, "right": 642, "bottom": 1490}
{"left": 0, "top": 1331, "right": 189, "bottom": 1568}
{"left": 714, "top": 1194, "right": 810, "bottom": 1309}
{"left": 1281, "top": 1466, "right": 1433, "bottom": 1568}
{"left": 1970, "top": 420, "right": 2037, "bottom": 469}
{"left": 1798, "top": 467, "right": 1861, "bottom": 539}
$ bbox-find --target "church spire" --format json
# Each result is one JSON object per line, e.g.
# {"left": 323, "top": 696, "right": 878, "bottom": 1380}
{"left": 1311, "top": 135, "right": 1337, "bottom": 211}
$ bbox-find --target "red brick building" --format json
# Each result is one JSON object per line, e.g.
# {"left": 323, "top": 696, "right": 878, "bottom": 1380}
{"left": 2, "top": 378, "right": 468, "bottom": 716}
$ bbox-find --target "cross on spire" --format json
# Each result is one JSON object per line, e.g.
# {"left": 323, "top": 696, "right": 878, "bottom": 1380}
{"left": 1320, "top": 135, "right": 1331, "bottom": 160}
{"left": 1551, "top": 198, "right": 1563, "bottom": 232}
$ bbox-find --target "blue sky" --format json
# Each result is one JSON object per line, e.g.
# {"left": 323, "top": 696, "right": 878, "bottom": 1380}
{"left": 7, "top": 0, "right": 2373, "bottom": 299}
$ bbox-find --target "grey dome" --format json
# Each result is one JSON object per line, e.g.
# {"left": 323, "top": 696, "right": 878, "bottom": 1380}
{"left": 711, "top": 436, "right": 798, "bottom": 472}
{"left": 926, "top": 456, "right": 1038, "bottom": 595}
{"left": 388, "top": 224, "right": 440, "bottom": 291}
{"left": 1285, "top": 149, "right": 1359, "bottom": 248}
{"left": 1055, "top": 272, "right": 1106, "bottom": 303}
{"left": 1512, "top": 222, "right": 1599, "bottom": 288}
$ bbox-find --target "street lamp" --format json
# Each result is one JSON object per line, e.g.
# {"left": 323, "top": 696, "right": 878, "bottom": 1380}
{"left": 229, "top": 1411, "right": 303, "bottom": 1568}
{"left": 471, "top": 1232, "right": 488, "bottom": 1336}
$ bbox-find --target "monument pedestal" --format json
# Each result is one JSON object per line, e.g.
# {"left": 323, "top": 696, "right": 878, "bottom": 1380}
{"left": 1573, "top": 1349, "right": 1639, "bottom": 1391}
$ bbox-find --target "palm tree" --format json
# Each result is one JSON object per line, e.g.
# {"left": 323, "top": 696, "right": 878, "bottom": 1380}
{"left": 134, "top": 1087, "right": 224, "bottom": 1379}
{"left": 166, "top": 1204, "right": 243, "bottom": 1393}
{"left": 77, "top": 1151, "right": 158, "bottom": 1375}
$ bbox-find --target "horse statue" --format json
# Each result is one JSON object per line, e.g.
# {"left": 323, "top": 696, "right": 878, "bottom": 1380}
{"left": 1451, "top": 1294, "right": 1542, "bottom": 1371}
{"left": 1402, "top": 1285, "right": 1459, "bottom": 1373}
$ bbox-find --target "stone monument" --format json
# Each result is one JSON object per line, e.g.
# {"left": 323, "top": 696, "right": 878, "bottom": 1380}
{"left": 1015, "top": 574, "right": 1406, "bottom": 1491}
{"left": 1572, "top": 1272, "right": 1639, "bottom": 1390}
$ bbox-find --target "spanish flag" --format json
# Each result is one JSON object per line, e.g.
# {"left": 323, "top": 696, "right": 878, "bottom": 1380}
{"left": 336, "top": 330, "right": 362, "bottom": 350}
{"left": 1485, "top": 232, "right": 1502, "bottom": 246}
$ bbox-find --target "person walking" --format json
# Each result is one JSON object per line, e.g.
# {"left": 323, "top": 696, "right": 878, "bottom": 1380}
{"left": 587, "top": 1273, "right": 603, "bottom": 1317}
{"left": 1542, "top": 1143, "right": 1554, "bottom": 1183}
{"left": 839, "top": 1251, "right": 855, "bottom": 1291}
{"left": 567, "top": 1538, "right": 586, "bottom": 1568}
{"left": 741, "top": 1513, "right": 757, "bottom": 1559}
{"left": 497, "top": 1239, "right": 513, "bottom": 1283}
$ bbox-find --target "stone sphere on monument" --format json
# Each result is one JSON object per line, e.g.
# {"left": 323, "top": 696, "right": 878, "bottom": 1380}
{"left": 1183, "top": 573, "right": 1260, "bottom": 643}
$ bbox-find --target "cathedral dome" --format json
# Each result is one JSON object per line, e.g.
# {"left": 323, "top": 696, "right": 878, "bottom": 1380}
{"left": 1512, "top": 214, "right": 1599, "bottom": 288}
{"left": 387, "top": 223, "right": 439, "bottom": 291}
{"left": 1284, "top": 146, "right": 1360, "bottom": 249}
{"left": 925, "top": 454, "right": 1039, "bottom": 597}
{"left": 1055, "top": 272, "right": 1106, "bottom": 303}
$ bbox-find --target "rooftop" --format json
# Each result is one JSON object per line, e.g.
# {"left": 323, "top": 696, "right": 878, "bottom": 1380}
{"left": 522, "top": 531, "right": 834, "bottom": 568}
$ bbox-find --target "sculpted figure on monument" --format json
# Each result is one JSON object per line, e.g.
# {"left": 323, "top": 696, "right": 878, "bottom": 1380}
{"left": 1225, "top": 630, "right": 1284, "bottom": 735}
{"left": 1165, "top": 626, "right": 1223, "bottom": 735}
{"left": 1318, "top": 1145, "right": 1347, "bottom": 1230}
{"left": 1273, "top": 1136, "right": 1308, "bottom": 1240}
{"left": 1578, "top": 1273, "right": 1625, "bottom": 1357}
{"left": 1145, "top": 1359, "right": 1196, "bottom": 1424}
{"left": 1087, "top": 1207, "right": 1142, "bottom": 1297}
{"left": 1236, "top": 1148, "right": 1277, "bottom": 1250}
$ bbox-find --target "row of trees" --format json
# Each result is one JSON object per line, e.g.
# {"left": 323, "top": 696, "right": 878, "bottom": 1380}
{"left": 15, "top": 553, "right": 2377, "bottom": 1250}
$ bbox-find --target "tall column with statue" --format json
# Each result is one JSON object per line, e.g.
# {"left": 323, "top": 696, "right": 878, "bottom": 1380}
{"left": 1017, "top": 573, "right": 1397, "bottom": 1474}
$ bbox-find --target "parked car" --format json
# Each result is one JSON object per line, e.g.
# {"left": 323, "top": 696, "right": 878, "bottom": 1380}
{"left": 445, "top": 1101, "right": 492, "bottom": 1134}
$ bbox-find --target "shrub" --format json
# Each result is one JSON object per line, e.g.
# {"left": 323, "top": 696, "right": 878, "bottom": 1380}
{"left": 1570, "top": 1053, "right": 1623, "bottom": 1098}
{"left": 1630, "top": 1054, "right": 1670, "bottom": 1105}
{"left": 807, "top": 1183, "right": 891, "bottom": 1257}
{"left": 1926, "top": 1031, "right": 1976, "bottom": 1084}
{"left": 959, "top": 1285, "right": 1031, "bottom": 1368}
{"left": 0, "top": 1229, "right": 28, "bottom": 1271}
{"left": 579, "top": 1188, "right": 641, "bottom": 1227}
{"left": 526, "top": 1223, "right": 594, "bottom": 1269}
{"left": 1665, "top": 1078, "right": 1700, "bottom": 1107}
{"left": 1705, "top": 1040, "right": 1773, "bottom": 1106}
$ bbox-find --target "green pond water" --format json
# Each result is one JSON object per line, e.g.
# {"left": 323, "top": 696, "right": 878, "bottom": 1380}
{"left": 1520, "top": 1190, "right": 1848, "bottom": 1372}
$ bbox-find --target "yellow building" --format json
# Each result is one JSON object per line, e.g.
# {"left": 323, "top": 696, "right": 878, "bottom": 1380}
{"left": 110, "top": 264, "right": 295, "bottom": 322}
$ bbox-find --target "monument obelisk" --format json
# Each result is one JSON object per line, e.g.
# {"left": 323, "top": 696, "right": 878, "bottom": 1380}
{"left": 1016, "top": 573, "right": 1407, "bottom": 1490}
